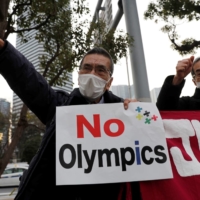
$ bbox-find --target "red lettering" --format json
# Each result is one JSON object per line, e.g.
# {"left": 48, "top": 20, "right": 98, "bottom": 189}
{"left": 77, "top": 115, "right": 101, "bottom": 138}
{"left": 104, "top": 119, "right": 124, "bottom": 137}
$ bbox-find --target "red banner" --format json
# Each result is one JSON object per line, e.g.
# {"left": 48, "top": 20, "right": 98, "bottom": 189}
{"left": 140, "top": 111, "right": 200, "bottom": 200}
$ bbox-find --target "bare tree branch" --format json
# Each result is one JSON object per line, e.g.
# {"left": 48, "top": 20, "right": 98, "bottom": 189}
{"left": 169, "top": 37, "right": 200, "bottom": 53}
{"left": 5, "top": 1, "right": 33, "bottom": 38}
{"left": 5, "top": 14, "right": 51, "bottom": 39}
{"left": 26, "top": 124, "right": 45, "bottom": 133}
{"left": 43, "top": 41, "right": 61, "bottom": 77}
{"left": 49, "top": 62, "right": 71, "bottom": 86}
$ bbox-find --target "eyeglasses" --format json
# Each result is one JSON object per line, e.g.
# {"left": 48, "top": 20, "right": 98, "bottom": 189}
{"left": 80, "top": 65, "right": 111, "bottom": 76}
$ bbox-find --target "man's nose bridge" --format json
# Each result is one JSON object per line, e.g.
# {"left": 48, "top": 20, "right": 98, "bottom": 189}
{"left": 90, "top": 67, "right": 96, "bottom": 74}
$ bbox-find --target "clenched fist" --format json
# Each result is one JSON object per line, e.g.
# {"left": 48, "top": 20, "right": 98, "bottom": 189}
{"left": 173, "top": 56, "right": 194, "bottom": 85}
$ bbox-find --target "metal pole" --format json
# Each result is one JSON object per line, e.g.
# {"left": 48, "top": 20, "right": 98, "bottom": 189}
{"left": 109, "top": 8, "right": 123, "bottom": 31}
{"left": 125, "top": 53, "right": 132, "bottom": 98}
{"left": 92, "top": 0, "right": 103, "bottom": 24}
{"left": 122, "top": 0, "right": 151, "bottom": 102}
{"left": 86, "top": 0, "right": 103, "bottom": 41}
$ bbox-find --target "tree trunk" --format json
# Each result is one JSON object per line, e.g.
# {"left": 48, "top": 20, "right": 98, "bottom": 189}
{"left": 0, "top": 103, "right": 28, "bottom": 176}
{"left": 0, "top": 0, "right": 10, "bottom": 38}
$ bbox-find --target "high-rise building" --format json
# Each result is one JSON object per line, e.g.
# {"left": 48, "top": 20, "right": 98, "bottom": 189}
{"left": 110, "top": 84, "right": 134, "bottom": 99}
{"left": 13, "top": 29, "right": 73, "bottom": 117}
{"left": 94, "top": 0, "right": 113, "bottom": 45}
{"left": 99, "top": 0, "right": 113, "bottom": 29}
{"left": 0, "top": 98, "right": 10, "bottom": 116}
{"left": 150, "top": 87, "right": 161, "bottom": 104}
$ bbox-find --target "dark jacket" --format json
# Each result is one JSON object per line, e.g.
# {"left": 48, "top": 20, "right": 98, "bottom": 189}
{"left": 156, "top": 75, "right": 200, "bottom": 110}
{"left": 0, "top": 41, "right": 141, "bottom": 200}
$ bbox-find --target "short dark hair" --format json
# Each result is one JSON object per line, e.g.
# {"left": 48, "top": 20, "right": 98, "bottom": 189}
{"left": 191, "top": 57, "right": 200, "bottom": 77}
{"left": 79, "top": 47, "right": 114, "bottom": 76}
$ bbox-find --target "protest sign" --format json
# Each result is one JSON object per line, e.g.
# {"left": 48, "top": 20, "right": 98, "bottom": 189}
{"left": 56, "top": 103, "right": 173, "bottom": 185}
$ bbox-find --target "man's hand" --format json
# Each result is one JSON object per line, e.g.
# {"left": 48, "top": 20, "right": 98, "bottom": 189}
{"left": 0, "top": 39, "right": 5, "bottom": 49}
{"left": 124, "top": 98, "right": 138, "bottom": 110}
{"left": 173, "top": 56, "right": 194, "bottom": 85}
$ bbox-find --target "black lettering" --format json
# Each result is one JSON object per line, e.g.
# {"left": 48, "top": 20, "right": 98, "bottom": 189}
{"left": 154, "top": 145, "right": 167, "bottom": 163}
{"left": 98, "top": 148, "right": 120, "bottom": 167}
{"left": 59, "top": 144, "right": 76, "bottom": 169}
{"left": 141, "top": 146, "right": 154, "bottom": 165}
{"left": 77, "top": 144, "right": 82, "bottom": 168}
{"left": 83, "top": 150, "right": 96, "bottom": 173}
{"left": 120, "top": 147, "right": 135, "bottom": 171}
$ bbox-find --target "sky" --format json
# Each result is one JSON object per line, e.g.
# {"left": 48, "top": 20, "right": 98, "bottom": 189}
{"left": 1, "top": 0, "right": 200, "bottom": 105}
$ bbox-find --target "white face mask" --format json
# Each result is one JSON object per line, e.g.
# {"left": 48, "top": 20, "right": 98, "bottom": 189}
{"left": 78, "top": 74, "right": 110, "bottom": 101}
{"left": 196, "top": 82, "right": 200, "bottom": 88}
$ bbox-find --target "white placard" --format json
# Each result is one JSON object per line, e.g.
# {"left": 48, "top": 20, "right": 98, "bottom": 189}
{"left": 56, "top": 102, "right": 173, "bottom": 185}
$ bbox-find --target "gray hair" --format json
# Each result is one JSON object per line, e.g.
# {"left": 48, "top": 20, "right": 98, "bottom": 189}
{"left": 79, "top": 47, "right": 114, "bottom": 76}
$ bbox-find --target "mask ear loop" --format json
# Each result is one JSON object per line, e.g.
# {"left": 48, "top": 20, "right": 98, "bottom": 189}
{"left": 106, "top": 77, "right": 112, "bottom": 83}
{"left": 105, "top": 77, "right": 113, "bottom": 91}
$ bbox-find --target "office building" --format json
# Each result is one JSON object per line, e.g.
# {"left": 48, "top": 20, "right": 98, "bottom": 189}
{"left": 99, "top": 0, "right": 113, "bottom": 29}
{"left": 110, "top": 84, "right": 134, "bottom": 99}
{"left": 0, "top": 98, "right": 10, "bottom": 116}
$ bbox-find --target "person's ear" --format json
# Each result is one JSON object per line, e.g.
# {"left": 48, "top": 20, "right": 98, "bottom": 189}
{"left": 192, "top": 78, "right": 196, "bottom": 86}
{"left": 77, "top": 70, "right": 81, "bottom": 85}
{"left": 105, "top": 77, "right": 113, "bottom": 91}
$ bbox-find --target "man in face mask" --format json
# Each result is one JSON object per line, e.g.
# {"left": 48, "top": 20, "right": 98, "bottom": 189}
{"left": 0, "top": 39, "right": 139, "bottom": 200}
{"left": 78, "top": 48, "right": 114, "bottom": 103}
{"left": 156, "top": 56, "right": 200, "bottom": 110}
{"left": 78, "top": 47, "right": 136, "bottom": 108}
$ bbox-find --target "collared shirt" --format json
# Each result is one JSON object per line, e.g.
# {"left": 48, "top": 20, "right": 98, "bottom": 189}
{"left": 85, "top": 95, "right": 105, "bottom": 104}
{"left": 98, "top": 96, "right": 104, "bottom": 104}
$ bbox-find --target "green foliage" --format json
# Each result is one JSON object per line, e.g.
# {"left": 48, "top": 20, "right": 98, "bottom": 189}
{"left": 86, "top": 20, "right": 134, "bottom": 64}
{"left": 35, "top": 4, "right": 133, "bottom": 87}
{"left": 26, "top": 112, "right": 45, "bottom": 130}
{"left": 144, "top": 0, "right": 200, "bottom": 21}
{"left": 20, "top": 135, "right": 42, "bottom": 164}
{"left": 144, "top": 0, "right": 200, "bottom": 55}
{"left": 0, "top": 112, "right": 5, "bottom": 132}
{"left": 16, "top": 112, "right": 45, "bottom": 161}
{"left": 0, "top": 112, "right": 9, "bottom": 135}
{"left": 0, "top": 112, "right": 10, "bottom": 158}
